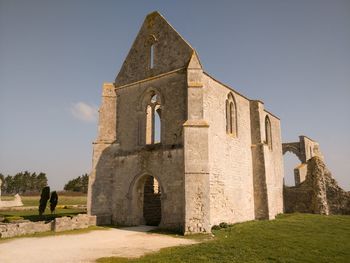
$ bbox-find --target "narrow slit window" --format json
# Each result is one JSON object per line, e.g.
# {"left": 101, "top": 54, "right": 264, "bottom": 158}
{"left": 265, "top": 116, "right": 272, "bottom": 150}
{"left": 226, "top": 100, "right": 230, "bottom": 133}
{"left": 225, "top": 93, "right": 237, "bottom": 137}
{"left": 150, "top": 44, "right": 154, "bottom": 69}
{"left": 229, "top": 102, "right": 234, "bottom": 134}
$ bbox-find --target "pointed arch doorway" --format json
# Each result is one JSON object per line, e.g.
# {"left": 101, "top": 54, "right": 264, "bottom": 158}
{"left": 143, "top": 176, "right": 161, "bottom": 226}
{"left": 128, "top": 174, "right": 163, "bottom": 226}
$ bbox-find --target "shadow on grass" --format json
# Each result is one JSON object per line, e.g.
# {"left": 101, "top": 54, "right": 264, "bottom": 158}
{"left": 2, "top": 211, "right": 85, "bottom": 223}
{"left": 24, "top": 212, "right": 84, "bottom": 222}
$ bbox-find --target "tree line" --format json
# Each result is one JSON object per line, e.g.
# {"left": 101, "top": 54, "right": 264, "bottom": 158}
{"left": 0, "top": 172, "right": 89, "bottom": 194}
{"left": 63, "top": 173, "right": 89, "bottom": 193}
{"left": 0, "top": 171, "right": 48, "bottom": 194}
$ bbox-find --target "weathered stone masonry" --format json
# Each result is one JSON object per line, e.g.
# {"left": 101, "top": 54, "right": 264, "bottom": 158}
{"left": 87, "top": 11, "right": 285, "bottom": 234}
{"left": 0, "top": 214, "right": 96, "bottom": 238}
{"left": 284, "top": 156, "right": 350, "bottom": 215}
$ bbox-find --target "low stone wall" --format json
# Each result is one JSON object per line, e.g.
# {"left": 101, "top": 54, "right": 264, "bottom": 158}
{"left": 54, "top": 214, "right": 96, "bottom": 232}
{"left": 284, "top": 186, "right": 313, "bottom": 213}
{"left": 0, "top": 220, "right": 52, "bottom": 238}
{"left": 0, "top": 214, "right": 96, "bottom": 238}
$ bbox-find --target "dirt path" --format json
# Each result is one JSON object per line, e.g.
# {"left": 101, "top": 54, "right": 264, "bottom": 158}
{"left": 0, "top": 226, "right": 196, "bottom": 263}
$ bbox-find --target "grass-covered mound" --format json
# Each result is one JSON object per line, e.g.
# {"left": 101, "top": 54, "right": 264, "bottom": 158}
{"left": 98, "top": 213, "right": 350, "bottom": 263}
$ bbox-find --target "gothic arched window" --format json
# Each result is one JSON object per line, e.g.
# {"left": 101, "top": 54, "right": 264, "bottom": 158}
{"left": 145, "top": 92, "right": 161, "bottom": 145}
{"left": 226, "top": 93, "right": 237, "bottom": 137}
{"left": 265, "top": 115, "right": 272, "bottom": 150}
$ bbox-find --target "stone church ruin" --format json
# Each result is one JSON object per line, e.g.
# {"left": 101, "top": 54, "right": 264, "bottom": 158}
{"left": 87, "top": 12, "right": 349, "bottom": 234}
{"left": 283, "top": 137, "right": 350, "bottom": 215}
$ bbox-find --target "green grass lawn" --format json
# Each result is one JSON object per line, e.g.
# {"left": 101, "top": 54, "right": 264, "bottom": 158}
{"left": 23, "top": 195, "right": 87, "bottom": 206}
{"left": 0, "top": 195, "right": 87, "bottom": 222}
{"left": 0, "top": 208, "right": 86, "bottom": 222}
{"left": 97, "top": 214, "right": 350, "bottom": 263}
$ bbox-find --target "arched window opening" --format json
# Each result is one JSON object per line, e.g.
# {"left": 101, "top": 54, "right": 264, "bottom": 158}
{"left": 265, "top": 116, "right": 272, "bottom": 150}
{"left": 150, "top": 44, "right": 154, "bottom": 69}
{"left": 145, "top": 105, "right": 153, "bottom": 145}
{"left": 226, "top": 93, "right": 237, "bottom": 137}
{"left": 144, "top": 92, "right": 161, "bottom": 145}
{"left": 226, "top": 100, "right": 230, "bottom": 133}
{"left": 154, "top": 107, "right": 161, "bottom": 143}
{"left": 151, "top": 94, "right": 157, "bottom": 103}
{"left": 229, "top": 102, "right": 234, "bottom": 134}
{"left": 283, "top": 152, "right": 301, "bottom": 186}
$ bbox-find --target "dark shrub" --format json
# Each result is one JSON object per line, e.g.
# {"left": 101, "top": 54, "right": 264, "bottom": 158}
{"left": 39, "top": 186, "right": 50, "bottom": 216}
{"left": 49, "top": 191, "right": 58, "bottom": 213}
{"left": 219, "top": 222, "right": 229, "bottom": 228}
{"left": 211, "top": 225, "right": 221, "bottom": 231}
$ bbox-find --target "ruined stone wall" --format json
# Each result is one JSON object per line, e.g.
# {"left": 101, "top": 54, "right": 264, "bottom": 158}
{"left": 284, "top": 186, "right": 313, "bottom": 213}
{"left": 182, "top": 54, "right": 210, "bottom": 234}
{"left": 87, "top": 83, "right": 117, "bottom": 223}
{"left": 88, "top": 143, "right": 116, "bottom": 224}
{"left": 116, "top": 71, "right": 187, "bottom": 151}
{"left": 0, "top": 215, "right": 96, "bottom": 238}
{"left": 0, "top": 220, "right": 52, "bottom": 238}
{"left": 112, "top": 148, "right": 184, "bottom": 230}
{"left": 89, "top": 11, "right": 287, "bottom": 234}
{"left": 250, "top": 101, "right": 283, "bottom": 219}
{"left": 183, "top": 123, "right": 210, "bottom": 233}
{"left": 54, "top": 214, "right": 97, "bottom": 232}
{"left": 115, "top": 12, "right": 193, "bottom": 87}
{"left": 202, "top": 74, "right": 255, "bottom": 226}
{"left": 294, "top": 163, "right": 307, "bottom": 185}
{"left": 109, "top": 71, "right": 186, "bottom": 230}
{"left": 89, "top": 11, "right": 193, "bottom": 229}
{"left": 261, "top": 112, "right": 284, "bottom": 219}
{"left": 302, "top": 136, "right": 323, "bottom": 162}
{"left": 282, "top": 136, "right": 324, "bottom": 186}
{"left": 89, "top": 70, "right": 187, "bottom": 229}
{"left": 284, "top": 156, "right": 350, "bottom": 215}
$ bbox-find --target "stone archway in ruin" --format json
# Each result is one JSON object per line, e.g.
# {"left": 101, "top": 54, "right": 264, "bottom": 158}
{"left": 283, "top": 152, "right": 301, "bottom": 186}
{"left": 282, "top": 143, "right": 306, "bottom": 186}
{"left": 127, "top": 173, "right": 163, "bottom": 226}
{"left": 282, "top": 143, "right": 303, "bottom": 163}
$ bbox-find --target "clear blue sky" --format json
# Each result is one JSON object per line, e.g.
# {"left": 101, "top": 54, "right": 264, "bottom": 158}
{"left": 0, "top": 0, "right": 349, "bottom": 190}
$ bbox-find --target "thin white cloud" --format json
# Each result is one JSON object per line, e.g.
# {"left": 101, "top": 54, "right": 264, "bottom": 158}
{"left": 70, "top": 102, "right": 98, "bottom": 123}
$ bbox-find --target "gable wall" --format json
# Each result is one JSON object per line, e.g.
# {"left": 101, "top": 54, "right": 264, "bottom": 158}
{"left": 115, "top": 12, "right": 193, "bottom": 86}
{"left": 110, "top": 70, "right": 188, "bottom": 229}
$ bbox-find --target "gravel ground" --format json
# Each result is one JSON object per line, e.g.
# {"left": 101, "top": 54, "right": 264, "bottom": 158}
{"left": 0, "top": 226, "right": 196, "bottom": 263}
